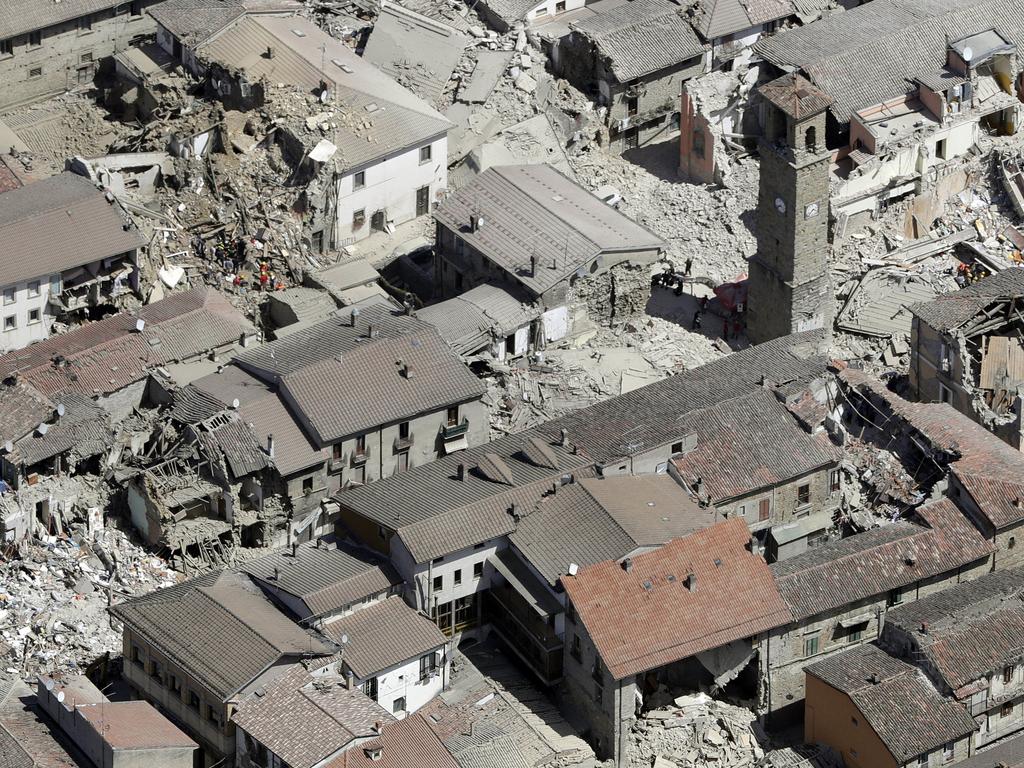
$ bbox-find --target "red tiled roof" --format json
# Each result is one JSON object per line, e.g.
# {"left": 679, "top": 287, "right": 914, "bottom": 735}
{"left": 562, "top": 518, "right": 791, "bottom": 680}
{"left": 330, "top": 714, "right": 459, "bottom": 768}
{"left": 0, "top": 287, "right": 254, "bottom": 398}
{"left": 76, "top": 701, "right": 197, "bottom": 751}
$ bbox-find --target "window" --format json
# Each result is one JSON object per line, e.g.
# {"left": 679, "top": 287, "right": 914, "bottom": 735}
{"left": 131, "top": 1, "right": 143, "bottom": 16}
{"left": 943, "top": 742, "right": 955, "bottom": 763}
{"left": 692, "top": 129, "right": 705, "bottom": 159}
{"left": 917, "top": 755, "right": 929, "bottom": 767}
{"left": 353, "top": 209, "right": 366, "bottom": 229}
{"left": 936, "top": 138, "right": 948, "bottom": 160}
{"left": 28, "top": 31, "right": 41, "bottom": 47}
{"left": 535, "top": 6, "right": 548, "bottom": 15}
{"left": 447, "top": 405, "right": 459, "bottom": 427}
{"left": 3, "top": 288, "right": 14, "bottom": 305}
{"left": 797, "top": 484, "right": 810, "bottom": 507}
{"left": 29, "top": 66, "right": 42, "bottom": 78}
{"left": 1011, "top": 536, "right": 1017, "bottom": 550}
{"left": 80, "top": 52, "right": 93, "bottom": 63}
{"left": 353, "top": 171, "right": 366, "bottom": 190}
{"left": 169, "top": 673, "right": 182, "bottom": 696}
{"left": 27, "top": 309, "right": 40, "bottom": 325}
{"left": 393, "top": 696, "right": 406, "bottom": 714}
{"left": 888, "top": 587, "right": 905, "bottom": 607}
{"left": 355, "top": 434, "right": 367, "bottom": 454}
{"left": 332, "top": 443, "right": 343, "bottom": 460}
{"left": 311, "top": 230, "right": 324, "bottom": 253}
{"left": 473, "top": 561, "right": 483, "bottom": 579}
{"left": 566, "top": 600, "right": 576, "bottom": 624}
{"left": 131, "top": 644, "right": 143, "bottom": 667}
{"left": 206, "top": 704, "right": 219, "bottom": 724}
{"left": 419, "top": 145, "right": 432, "bottom": 163}
{"left": 188, "top": 690, "right": 201, "bottom": 711}
{"left": 804, "top": 125, "right": 816, "bottom": 151}
{"left": 803, "top": 634, "right": 819, "bottom": 657}
{"left": 1005, "top": 665, "right": 1015, "bottom": 684}
{"left": 150, "top": 658, "right": 164, "bottom": 683}
{"left": 27, "top": 281, "right": 39, "bottom": 298}
{"left": 829, "top": 469, "right": 841, "bottom": 494}
{"left": 735, "top": 504, "right": 746, "bottom": 518}
{"left": 939, "top": 383, "right": 953, "bottom": 405}
{"left": 302, "top": 476, "right": 314, "bottom": 494}
{"left": 556, "top": 0, "right": 566, "bottom": 10}
{"left": 454, "top": 568, "right": 462, "bottom": 586}
{"left": 571, "top": 634, "right": 581, "bottom": 661}
{"left": 399, "top": 421, "right": 410, "bottom": 440}
{"left": 1003, "top": 702, "right": 1015, "bottom": 719}
{"left": 846, "top": 625, "right": 864, "bottom": 644}
{"left": 626, "top": 96, "right": 639, "bottom": 117}
{"left": 418, "top": 653, "right": 436, "bottom": 681}
{"left": 432, "top": 601, "right": 452, "bottom": 634}
{"left": 453, "top": 594, "right": 476, "bottom": 628}
{"left": 397, "top": 451, "right": 409, "bottom": 473}
{"left": 758, "top": 498, "right": 770, "bottom": 521}
{"left": 433, "top": 574, "right": 442, "bottom": 591}
{"left": 0, "top": 39, "right": 12, "bottom": 57}
{"left": 671, "top": 441, "right": 683, "bottom": 454}
{"left": 78, "top": 15, "right": 94, "bottom": 31}
{"left": 363, "top": 676, "right": 378, "bottom": 701}
{"left": 432, "top": 556, "right": 444, "bottom": 564}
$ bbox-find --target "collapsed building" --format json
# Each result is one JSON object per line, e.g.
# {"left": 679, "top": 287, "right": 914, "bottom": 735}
{"left": 909, "top": 268, "right": 1024, "bottom": 449}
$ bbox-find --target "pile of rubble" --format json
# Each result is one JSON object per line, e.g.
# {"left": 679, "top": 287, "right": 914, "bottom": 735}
{"left": 630, "top": 693, "right": 764, "bottom": 768}
{"left": 0, "top": 525, "right": 178, "bottom": 680}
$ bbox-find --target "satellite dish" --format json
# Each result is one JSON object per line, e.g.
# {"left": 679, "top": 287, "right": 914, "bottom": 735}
{"left": 45, "top": 679, "right": 54, "bottom": 691}
{"left": 231, "top": 398, "right": 240, "bottom": 409}
{"left": 962, "top": 46, "right": 973, "bottom": 62}
{"left": 56, "top": 691, "right": 65, "bottom": 703}
{"left": 3, "top": 441, "right": 13, "bottom": 453}
{"left": 340, "top": 633, "right": 349, "bottom": 645}
{"left": 37, "top": 423, "right": 49, "bottom": 436}
{"left": 568, "top": 562, "right": 579, "bottom": 576}
{"left": 319, "top": 88, "right": 329, "bottom": 104}
{"left": 135, "top": 318, "right": 146, "bottom": 333}
{"left": 56, "top": 403, "right": 65, "bottom": 418}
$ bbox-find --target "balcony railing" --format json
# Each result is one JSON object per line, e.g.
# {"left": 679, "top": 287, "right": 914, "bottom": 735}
{"left": 442, "top": 418, "right": 470, "bottom": 439}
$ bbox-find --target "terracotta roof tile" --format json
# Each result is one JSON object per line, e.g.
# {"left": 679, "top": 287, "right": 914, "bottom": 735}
{"left": 330, "top": 714, "right": 459, "bottom": 768}
{"left": 76, "top": 701, "right": 197, "bottom": 751}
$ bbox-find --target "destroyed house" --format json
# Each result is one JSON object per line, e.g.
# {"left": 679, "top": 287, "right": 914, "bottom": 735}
{"left": 754, "top": 0, "right": 1024, "bottom": 219}
{"left": 496, "top": 474, "right": 719, "bottom": 685}
{"left": 316, "top": 596, "right": 449, "bottom": 718}
{"left": 0, "top": 172, "right": 146, "bottom": 353}
{"left": 233, "top": 305, "right": 488, "bottom": 486}
{"left": 157, "top": 8, "right": 451, "bottom": 250}
{"left": 416, "top": 283, "right": 539, "bottom": 360}
{"left": 552, "top": 0, "right": 707, "bottom": 153}
{"left": 0, "top": 285, "right": 256, "bottom": 420}
{"left": 560, "top": 518, "right": 793, "bottom": 762}
{"left": 909, "top": 269, "right": 1024, "bottom": 450}
{"left": 231, "top": 667, "right": 394, "bottom": 768}
{"left": 109, "top": 569, "right": 335, "bottom": 761}
{"left": 668, "top": 388, "right": 843, "bottom": 558}
{"left": 880, "top": 568, "right": 1024, "bottom": 747}
{"left": 804, "top": 644, "right": 977, "bottom": 768}
{"left": 762, "top": 498, "right": 994, "bottom": 720}
{"left": 687, "top": 0, "right": 795, "bottom": 62}
{"left": 433, "top": 163, "right": 668, "bottom": 329}
{"left": 840, "top": 368, "right": 1024, "bottom": 571}
{"left": 0, "top": 0, "right": 163, "bottom": 111}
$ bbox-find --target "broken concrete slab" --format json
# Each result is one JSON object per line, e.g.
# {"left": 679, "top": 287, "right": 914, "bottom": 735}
{"left": 459, "top": 50, "right": 513, "bottom": 104}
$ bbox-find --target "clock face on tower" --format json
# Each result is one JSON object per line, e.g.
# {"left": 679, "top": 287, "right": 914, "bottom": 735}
{"left": 774, "top": 196, "right": 787, "bottom": 214}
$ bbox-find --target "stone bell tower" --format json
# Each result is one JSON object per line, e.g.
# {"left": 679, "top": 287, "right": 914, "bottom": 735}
{"left": 746, "top": 73, "right": 832, "bottom": 344}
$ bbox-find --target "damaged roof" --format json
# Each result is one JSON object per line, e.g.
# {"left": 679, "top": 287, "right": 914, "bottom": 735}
{"left": 909, "top": 268, "right": 1024, "bottom": 331}
{"left": 688, "top": 0, "right": 793, "bottom": 41}
{"left": 755, "top": 0, "right": 1024, "bottom": 125}
{"left": 0, "top": 171, "right": 146, "bottom": 288}
{"left": 149, "top": 0, "right": 302, "bottom": 47}
{"left": 770, "top": 498, "right": 994, "bottom": 621}
{"left": 0, "top": 287, "right": 254, "bottom": 399}
{"left": 509, "top": 475, "right": 718, "bottom": 586}
{"left": 434, "top": 164, "right": 667, "bottom": 297}
{"left": 320, "top": 596, "right": 446, "bottom": 678}
{"left": 884, "top": 568, "right": 1024, "bottom": 693}
{"left": 109, "top": 570, "right": 334, "bottom": 701}
{"left": 670, "top": 389, "right": 842, "bottom": 503}
{"left": 231, "top": 667, "right": 391, "bottom": 768}
{"left": 758, "top": 72, "right": 832, "bottom": 118}
{"left": 0, "top": 381, "right": 53, "bottom": 447}
{"left": 193, "top": 413, "right": 272, "bottom": 480}
{"left": 562, "top": 518, "right": 792, "bottom": 680}
{"left": 242, "top": 540, "right": 400, "bottom": 619}
{"left": 572, "top": 0, "right": 706, "bottom": 82}
{"left": 9, "top": 394, "right": 110, "bottom": 467}
{"left": 417, "top": 283, "right": 539, "bottom": 356}
{"left": 807, "top": 644, "right": 977, "bottom": 764}
{"left": 197, "top": 15, "right": 451, "bottom": 173}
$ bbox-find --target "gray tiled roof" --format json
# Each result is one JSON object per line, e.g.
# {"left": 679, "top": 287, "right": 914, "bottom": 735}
{"left": 755, "top": 0, "right": 1024, "bottom": 124}
{"left": 321, "top": 597, "right": 446, "bottom": 678}
{"left": 149, "top": 0, "right": 301, "bottom": 46}
{"left": 0, "top": 172, "right": 146, "bottom": 288}
{"left": 232, "top": 667, "right": 391, "bottom": 768}
{"left": 689, "top": 0, "right": 792, "bottom": 40}
{"left": 771, "top": 499, "right": 994, "bottom": 621}
{"left": 243, "top": 540, "right": 399, "bottom": 618}
{"left": 417, "top": 284, "right": 538, "bottom": 356}
{"left": 0, "top": 723, "right": 32, "bottom": 768}
{"left": 10, "top": 394, "right": 110, "bottom": 467}
{"left": 883, "top": 569, "right": 1024, "bottom": 692}
{"left": 434, "top": 164, "right": 667, "bottom": 297}
{"left": 509, "top": 475, "right": 717, "bottom": 585}
{"left": 953, "top": 732, "right": 1024, "bottom": 768}
{"left": 195, "top": 414, "right": 272, "bottom": 480}
{"left": 197, "top": 15, "right": 451, "bottom": 173}
{"left": 807, "top": 644, "right": 977, "bottom": 763}
{"left": 109, "top": 570, "right": 333, "bottom": 700}
{"left": 0, "top": 0, "right": 128, "bottom": 40}
{"left": 573, "top": 0, "right": 705, "bottom": 82}
{"left": 671, "top": 390, "right": 842, "bottom": 503}
{"left": 0, "top": 382, "right": 52, "bottom": 447}
{"left": 909, "top": 268, "right": 1024, "bottom": 331}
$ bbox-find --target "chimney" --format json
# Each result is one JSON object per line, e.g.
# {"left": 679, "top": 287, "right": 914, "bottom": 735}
{"left": 457, "top": 463, "right": 467, "bottom": 481}
{"left": 530, "top": 255, "right": 537, "bottom": 277}
{"left": 560, "top": 428, "right": 569, "bottom": 447}
{"left": 267, "top": 45, "right": 275, "bottom": 58}
{"left": 684, "top": 572, "right": 697, "bottom": 592}
{"left": 868, "top": 673, "right": 881, "bottom": 685}
{"left": 622, "top": 557, "right": 633, "bottom": 573}
{"left": 400, "top": 361, "right": 412, "bottom": 379}
{"left": 350, "top": 306, "right": 360, "bottom": 327}
{"left": 345, "top": 670, "right": 354, "bottom": 689}
{"left": 373, "top": 721, "right": 383, "bottom": 736}
{"left": 367, "top": 323, "right": 378, "bottom": 339}
{"left": 292, "top": 541, "right": 299, "bottom": 557}
{"left": 273, "top": 567, "right": 280, "bottom": 581}
{"left": 692, "top": 476, "right": 703, "bottom": 494}
{"left": 267, "top": 434, "right": 275, "bottom": 458}
{"left": 920, "top": 621, "right": 929, "bottom": 634}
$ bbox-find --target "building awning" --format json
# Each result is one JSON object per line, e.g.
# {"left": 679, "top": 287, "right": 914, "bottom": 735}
{"left": 443, "top": 435, "right": 469, "bottom": 454}
{"left": 489, "top": 548, "right": 562, "bottom": 617}
{"left": 838, "top": 613, "right": 873, "bottom": 629}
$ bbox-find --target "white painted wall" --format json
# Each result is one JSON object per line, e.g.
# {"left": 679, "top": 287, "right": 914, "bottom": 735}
{"left": 356, "top": 651, "right": 447, "bottom": 717}
{"left": 0, "top": 274, "right": 59, "bottom": 352}
{"left": 391, "top": 535, "right": 504, "bottom": 614}
{"left": 336, "top": 135, "right": 448, "bottom": 246}
{"left": 527, "top": 0, "right": 585, "bottom": 23}
{"left": 489, "top": 324, "right": 531, "bottom": 361}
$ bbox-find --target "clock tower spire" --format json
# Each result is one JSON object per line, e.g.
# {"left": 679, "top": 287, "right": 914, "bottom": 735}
{"left": 746, "top": 73, "right": 832, "bottom": 344}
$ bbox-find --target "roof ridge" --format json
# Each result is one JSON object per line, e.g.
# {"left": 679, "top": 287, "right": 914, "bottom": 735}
{"left": 195, "top": 582, "right": 294, "bottom": 654}
{"left": 575, "top": 480, "right": 640, "bottom": 546}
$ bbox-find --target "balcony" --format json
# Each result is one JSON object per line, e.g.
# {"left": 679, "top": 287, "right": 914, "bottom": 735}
{"left": 485, "top": 583, "right": 564, "bottom": 685}
{"left": 350, "top": 446, "right": 370, "bottom": 466}
{"left": 442, "top": 418, "right": 469, "bottom": 440}
{"left": 393, "top": 435, "right": 414, "bottom": 452}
